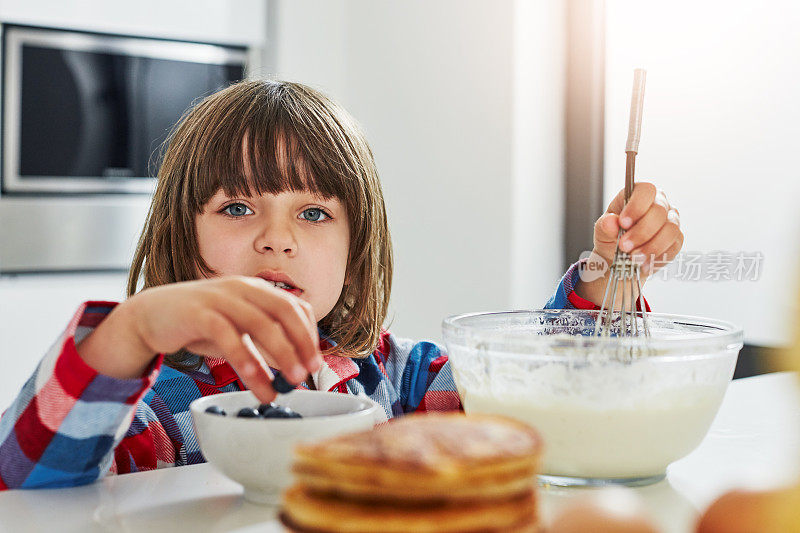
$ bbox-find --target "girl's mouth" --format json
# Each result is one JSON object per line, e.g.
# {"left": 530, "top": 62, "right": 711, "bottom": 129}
{"left": 264, "top": 279, "right": 303, "bottom": 296}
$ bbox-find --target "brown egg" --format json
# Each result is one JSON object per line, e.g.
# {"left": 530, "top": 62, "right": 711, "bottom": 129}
{"left": 548, "top": 487, "right": 659, "bottom": 533}
{"left": 696, "top": 485, "right": 800, "bottom": 533}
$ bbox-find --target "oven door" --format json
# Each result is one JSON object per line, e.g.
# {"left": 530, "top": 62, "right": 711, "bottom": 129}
{"left": 0, "top": 25, "right": 248, "bottom": 272}
{"left": 2, "top": 25, "right": 246, "bottom": 194}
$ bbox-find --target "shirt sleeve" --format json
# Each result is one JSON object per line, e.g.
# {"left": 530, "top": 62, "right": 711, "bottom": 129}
{"left": 109, "top": 393, "right": 183, "bottom": 476}
{"left": 544, "top": 260, "right": 651, "bottom": 311}
{"left": 379, "top": 333, "right": 463, "bottom": 415}
{"left": 0, "top": 301, "right": 163, "bottom": 490}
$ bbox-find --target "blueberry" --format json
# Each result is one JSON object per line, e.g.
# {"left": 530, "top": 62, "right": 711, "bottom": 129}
{"left": 263, "top": 405, "right": 302, "bottom": 419}
{"left": 236, "top": 407, "right": 260, "bottom": 418}
{"left": 272, "top": 371, "right": 295, "bottom": 394}
{"left": 205, "top": 405, "right": 226, "bottom": 416}
{"left": 257, "top": 402, "right": 279, "bottom": 417}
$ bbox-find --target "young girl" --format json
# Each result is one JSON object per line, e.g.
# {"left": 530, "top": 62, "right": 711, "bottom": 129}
{"left": 0, "top": 80, "right": 682, "bottom": 489}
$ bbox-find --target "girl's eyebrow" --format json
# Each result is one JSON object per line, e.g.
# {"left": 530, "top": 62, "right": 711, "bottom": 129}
{"left": 210, "top": 189, "right": 340, "bottom": 206}
{"left": 210, "top": 191, "right": 237, "bottom": 203}
{"left": 307, "top": 194, "right": 342, "bottom": 207}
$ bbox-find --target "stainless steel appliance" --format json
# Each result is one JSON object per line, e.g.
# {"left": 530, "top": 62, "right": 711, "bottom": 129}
{"left": 0, "top": 24, "right": 247, "bottom": 272}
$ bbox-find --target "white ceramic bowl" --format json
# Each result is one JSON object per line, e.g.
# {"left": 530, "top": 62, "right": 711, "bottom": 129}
{"left": 190, "top": 390, "right": 383, "bottom": 504}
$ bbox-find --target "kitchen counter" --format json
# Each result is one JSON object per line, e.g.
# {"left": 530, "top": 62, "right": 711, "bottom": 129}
{"left": 1, "top": 372, "right": 798, "bottom": 533}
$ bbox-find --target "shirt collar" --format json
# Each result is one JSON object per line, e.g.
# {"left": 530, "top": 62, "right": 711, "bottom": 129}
{"left": 313, "top": 327, "right": 360, "bottom": 392}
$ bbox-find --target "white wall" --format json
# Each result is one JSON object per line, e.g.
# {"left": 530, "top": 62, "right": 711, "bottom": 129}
{"left": 605, "top": 1, "right": 800, "bottom": 346}
{"left": 511, "top": 0, "right": 565, "bottom": 311}
{"left": 0, "top": 273, "right": 129, "bottom": 405}
{"left": 266, "top": 0, "right": 566, "bottom": 342}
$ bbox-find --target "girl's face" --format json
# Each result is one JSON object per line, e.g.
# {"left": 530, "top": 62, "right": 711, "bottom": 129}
{"left": 195, "top": 189, "right": 350, "bottom": 322}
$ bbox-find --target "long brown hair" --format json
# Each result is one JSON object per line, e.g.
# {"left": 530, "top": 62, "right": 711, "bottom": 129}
{"left": 127, "top": 80, "right": 393, "bottom": 367}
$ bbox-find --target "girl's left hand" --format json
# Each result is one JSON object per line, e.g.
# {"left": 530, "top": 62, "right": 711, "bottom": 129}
{"left": 592, "top": 182, "right": 683, "bottom": 277}
{"left": 575, "top": 183, "right": 683, "bottom": 306}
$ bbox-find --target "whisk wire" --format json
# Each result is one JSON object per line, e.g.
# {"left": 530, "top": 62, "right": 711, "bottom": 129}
{"left": 593, "top": 68, "right": 650, "bottom": 352}
{"left": 635, "top": 268, "right": 651, "bottom": 336}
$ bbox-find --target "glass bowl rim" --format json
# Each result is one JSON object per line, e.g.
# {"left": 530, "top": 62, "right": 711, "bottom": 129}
{"left": 441, "top": 309, "right": 744, "bottom": 359}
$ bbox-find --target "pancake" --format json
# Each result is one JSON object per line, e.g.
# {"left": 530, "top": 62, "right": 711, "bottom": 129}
{"left": 280, "top": 485, "right": 540, "bottom": 533}
{"left": 281, "top": 413, "right": 543, "bottom": 533}
{"left": 292, "top": 413, "right": 543, "bottom": 502}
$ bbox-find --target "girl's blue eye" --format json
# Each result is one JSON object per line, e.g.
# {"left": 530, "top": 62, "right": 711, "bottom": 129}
{"left": 223, "top": 203, "right": 253, "bottom": 217}
{"left": 302, "top": 208, "right": 329, "bottom": 222}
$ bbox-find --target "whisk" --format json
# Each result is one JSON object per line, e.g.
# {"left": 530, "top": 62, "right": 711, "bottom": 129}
{"left": 593, "top": 69, "right": 651, "bottom": 340}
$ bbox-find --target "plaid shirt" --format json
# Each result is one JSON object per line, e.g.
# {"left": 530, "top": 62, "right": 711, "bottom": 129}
{"left": 0, "top": 261, "right": 609, "bottom": 490}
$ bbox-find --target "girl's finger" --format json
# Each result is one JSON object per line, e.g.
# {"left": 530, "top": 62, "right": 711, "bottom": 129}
{"left": 630, "top": 222, "right": 682, "bottom": 266}
{"left": 641, "top": 237, "right": 684, "bottom": 277}
{"left": 230, "top": 278, "right": 321, "bottom": 372}
{"left": 241, "top": 334, "right": 275, "bottom": 380}
{"left": 251, "top": 339, "right": 280, "bottom": 368}
{"left": 291, "top": 296, "right": 320, "bottom": 347}
{"left": 247, "top": 318, "right": 308, "bottom": 384}
{"left": 297, "top": 299, "right": 322, "bottom": 373}
{"left": 212, "top": 297, "right": 308, "bottom": 384}
{"left": 618, "top": 202, "right": 669, "bottom": 253}
{"left": 618, "top": 183, "right": 658, "bottom": 229}
{"left": 201, "top": 310, "right": 276, "bottom": 402}
{"left": 278, "top": 293, "right": 319, "bottom": 356}
{"left": 594, "top": 212, "right": 621, "bottom": 245}
{"left": 592, "top": 213, "right": 622, "bottom": 264}
{"left": 606, "top": 182, "right": 657, "bottom": 219}
{"left": 262, "top": 294, "right": 321, "bottom": 375}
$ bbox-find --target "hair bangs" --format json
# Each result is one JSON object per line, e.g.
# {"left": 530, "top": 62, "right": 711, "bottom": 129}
{"left": 190, "top": 93, "right": 358, "bottom": 212}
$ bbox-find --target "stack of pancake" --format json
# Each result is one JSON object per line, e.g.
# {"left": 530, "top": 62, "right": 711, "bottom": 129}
{"left": 280, "top": 413, "right": 543, "bottom": 533}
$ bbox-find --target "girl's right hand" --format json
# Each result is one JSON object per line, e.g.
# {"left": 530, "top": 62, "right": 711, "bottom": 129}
{"left": 76, "top": 276, "right": 322, "bottom": 402}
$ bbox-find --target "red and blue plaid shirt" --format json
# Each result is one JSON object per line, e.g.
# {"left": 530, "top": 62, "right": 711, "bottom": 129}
{"left": 0, "top": 261, "right": 625, "bottom": 490}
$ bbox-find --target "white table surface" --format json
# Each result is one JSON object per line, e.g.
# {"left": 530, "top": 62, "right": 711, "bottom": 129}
{"left": 1, "top": 372, "right": 798, "bottom": 533}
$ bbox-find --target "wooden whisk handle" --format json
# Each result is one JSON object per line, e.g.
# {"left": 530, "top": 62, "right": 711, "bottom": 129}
{"left": 625, "top": 151, "right": 636, "bottom": 204}
{"left": 624, "top": 68, "right": 646, "bottom": 205}
{"left": 626, "top": 69, "right": 646, "bottom": 153}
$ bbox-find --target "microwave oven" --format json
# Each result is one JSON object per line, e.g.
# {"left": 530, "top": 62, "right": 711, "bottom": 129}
{"left": 0, "top": 24, "right": 248, "bottom": 272}
{"left": 2, "top": 24, "right": 247, "bottom": 194}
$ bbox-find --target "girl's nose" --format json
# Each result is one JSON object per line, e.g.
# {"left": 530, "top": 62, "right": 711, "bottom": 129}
{"left": 255, "top": 222, "right": 297, "bottom": 256}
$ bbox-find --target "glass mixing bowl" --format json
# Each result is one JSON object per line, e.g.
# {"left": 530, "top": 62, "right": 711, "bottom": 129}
{"left": 441, "top": 310, "right": 743, "bottom": 487}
